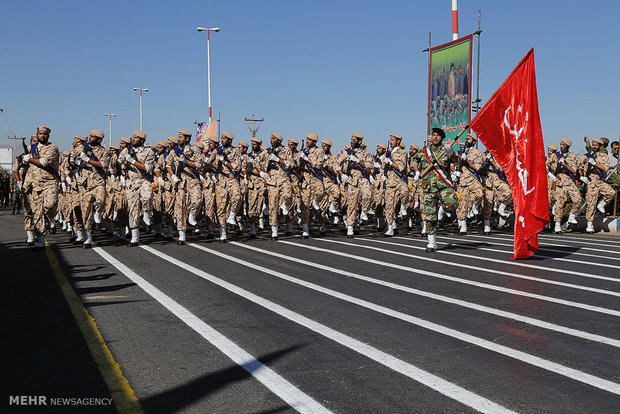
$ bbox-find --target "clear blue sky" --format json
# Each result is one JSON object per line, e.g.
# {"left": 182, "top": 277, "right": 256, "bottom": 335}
{"left": 1, "top": 0, "right": 619, "bottom": 154}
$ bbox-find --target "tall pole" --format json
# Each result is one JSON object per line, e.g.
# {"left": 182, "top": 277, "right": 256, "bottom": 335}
{"left": 105, "top": 113, "right": 116, "bottom": 147}
{"left": 452, "top": 0, "right": 459, "bottom": 40}
{"left": 133, "top": 88, "right": 148, "bottom": 131}
{"left": 207, "top": 30, "right": 212, "bottom": 122}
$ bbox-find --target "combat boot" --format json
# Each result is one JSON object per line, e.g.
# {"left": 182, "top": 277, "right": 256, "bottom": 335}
{"left": 425, "top": 233, "right": 437, "bottom": 253}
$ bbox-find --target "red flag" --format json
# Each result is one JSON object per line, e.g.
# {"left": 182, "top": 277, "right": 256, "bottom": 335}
{"left": 469, "top": 49, "right": 549, "bottom": 259}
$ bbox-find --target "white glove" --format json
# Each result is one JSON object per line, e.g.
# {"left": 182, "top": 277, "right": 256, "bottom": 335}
{"left": 125, "top": 154, "right": 136, "bottom": 165}
{"left": 80, "top": 152, "right": 90, "bottom": 162}
{"left": 341, "top": 174, "right": 349, "bottom": 183}
{"left": 381, "top": 174, "right": 386, "bottom": 182}
{"left": 211, "top": 173, "right": 217, "bottom": 183}
{"left": 178, "top": 154, "right": 187, "bottom": 164}
{"left": 414, "top": 171, "right": 420, "bottom": 181}
{"left": 120, "top": 176, "right": 126, "bottom": 186}
{"left": 379, "top": 155, "right": 386, "bottom": 163}
{"left": 65, "top": 176, "right": 72, "bottom": 186}
{"left": 559, "top": 157, "right": 565, "bottom": 165}
{"left": 486, "top": 153, "right": 492, "bottom": 160}
{"left": 157, "top": 177, "right": 165, "bottom": 187}
{"left": 451, "top": 173, "right": 458, "bottom": 182}
{"left": 17, "top": 180, "right": 23, "bottom": 191}
{"left": 349, "top": 154, "right": 359, "bottom": 163}
{"left": 369, "top": 176, "right": 375, "bottom": 185}
{"left": 269, "top": 153, "right": 279, "bottom": 162}
{"left": 61, "top": 182, "right": 67, "bottom": 192}
{"left": 384, "top": 158, "right": 393, "bottom": 166}
{"left": 373, "top": 162, "right": 380, "bottom": 169}
{"left": 443, "top": 144, "right": 455, "bottom": 157}
{"left": 580, "top": 176, "right": 589, "bottom": 184}
{"left": 547, "top": 172, "right": 557, "bottom": 182}
{"left": 199, "top": 175, "right": 205, "bottom": 183}
{"left": 454, "top": 171, "right": 461, "bottom": 177}
{"left": 460, "top": 152, "right": 468, "bottom": 160}
{"left": 260, "top": 171, "right": 269, "bottom": 180}
{"left": 588, "top": 158, "right": 597, "bottom": 166}
{"left": 110, "top": 175, "right": 116, "bottom": 183}
{"left": 300, "top": 152, "right": 309, "bottom": 161}
{"left": 171, "top": 174, "right": 180, "bottom": 184}
{"left": 218, "top": 155, "right": 225, "bottom": 162}
{"left": 23, "top": 154, "right": 31, "bottom": 163}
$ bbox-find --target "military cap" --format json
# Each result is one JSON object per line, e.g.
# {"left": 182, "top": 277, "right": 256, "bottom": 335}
{"left": 110, "top": 144, "right": 120, "bottom": 151}
{"left": 547, "top": 144, "right": 559, "bottom": 151}
{"left": 306, "top": 132, "right": 319, "bottom": 142}
{"left": 390, "top": 133, "right": 402, "bottom": 140}
{"left": 466, "top": 133, "right": 477, "bottom": 141}
{"left": 345, "top": 144, "right": 351, "bottom": 149}
{"left": 168, "top": 136, "right": 179, "bottom": 144}
{"left": 238, "top": 140, "right": 249, "bottom": 148}
{"left": 62, "top": 151, "right": 70, "bottom": 156}
{"left": 221, "top": 131, "right": 234, "bottom": 140}
{"left": 377, "top": 143, "right": 387, "bottom": 149}
{"left": 120, "top": 137, "right": 131, "bottom": 144}
{"left": 321, "top": 139, "right": 332, "bottom": 147}
{"left": 90, "top": 129, "right": 104, "bottom": 139}
{"left": 289, "top": 137, "right": 299, "bottom": 145}
{"left": 178, "top": 129, "right": 192, "bottom": 137}
{"left": 399, "top": 142, "right": 405, "bottom": 149}
{"left": 208, "top": 136, "right": 220, "bottom": 144}
{"left": 251, "top": 136, "right": 262, "bottom": 144}
{"left": 410, "top": 144, "right": 420, "bottom": 151}
{"left": 133, "top": 130, "right": 147, "bottom": 139}
{"left": 194, "top": 141, "right": 205, "bottom": 150}
{"left": 352, "top": 132, "right": 364, "bottom": 139}
{"left": 75, "top": 135, "right": 87, "bottom": 142}
{"left": 31, "top": 134, "right": 37, "bottom": 140}
{"left": 270, "top": 132, "right": 283, "bottom": 141}
{"left": 592, "top": 138, "right": 603, "bottom": 145}
{"left": 157, "top": 140, "right": 168, "bottom": 147}
{"left": 560, "top": 137, "right": 572, "bottom": 146}
{"left": 37, "top": 125, "right": 51, "bottom": 133}
{"left": 601, "top": 137, "right": 609, "bottom": 147}
{"left": 431, "top": 127, "right": 446, "bottom": 139}
{"left": 147, "top": 144, "right": 157, "bottom": 149}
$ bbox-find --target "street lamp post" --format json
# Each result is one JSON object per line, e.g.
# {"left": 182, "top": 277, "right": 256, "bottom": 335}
{"left": 132, "top": 88, "right": 149, "bottom": 131}
{"left": 104, "top": 113, "right": 116, "bottom": 147}
{"left": 196, "top": 26, "right": 220, "bottom": 122}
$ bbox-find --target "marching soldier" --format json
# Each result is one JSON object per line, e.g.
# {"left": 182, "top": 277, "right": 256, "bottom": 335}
{"left": 320, "top": 139, "right": 341, "bottom": 224}
{"left": 119, "top": 130, "right": 155, "bottom": 246}
{"left": 21, "top": 126, "right": 60, "bottom": 248}
{"left": 14, "top": 134, "right": 37, "bottom": 245}
{"left": 152, "top": 140, "right": 170, "bottom": 238}
{"left": 582, "top": 137, "right": 616, "bottom": 233}
{"left": 244, "top": 137, "right": 269, "bottom": 238}
{"left": 551, "top": 138, "right": 581, "bottom": 233}
{"left": 481, "top": 152, "right": 511, "bottom": 234}
{"left": 299, "top": 132, "right": 327, "bottom": 238}
{"left": 264, "top": 132, "right": 294, "bottom": 240}
{"left": 76, "top": 129, "right": 111, "bottom": 247}
{"left": 410, "top": 128, "right": 459, "bottom": 252}
{"left": 455, "top": 133, "right": 484, "bottom": 235}
{"left": 372, "top": 143, "right": 388, "bottom": 231}
{"left": 381, "top": 133, "right": 409, "bottom": 237}
{"left": 201, "top": 136, "right": 218, "bottom": 239}
{"left": 103, "top": 145, "right": 120, "bottom": 236}
{"left": 546, "top": 144, "right": 559, "bottom": 217}
{"left": 406, "top": 144, "right": 421, "bottom": 229}
{"left": 167, "top": 130, "right": 203, "bottom": 244}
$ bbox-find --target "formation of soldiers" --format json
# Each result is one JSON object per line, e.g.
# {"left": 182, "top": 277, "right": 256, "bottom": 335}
{"left": 546, "top": 136, "right": 619, "bottom": 234}
{"left": 12, "top": 126, "right": 619, "bottom": 252}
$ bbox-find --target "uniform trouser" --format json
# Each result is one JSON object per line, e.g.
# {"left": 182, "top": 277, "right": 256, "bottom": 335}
{"left": 554, "top": 181, "right": 582, "bottom": 222}
{"left": 300, "top": 177, "right": 326, "bottom": 224}
{"left": 359, "top": 178, "right": 373, "bottom": 212}
{"left": 422, "top": 182, "right": 458, "bottom": 235}
{"left": 344, "top": 181, "right": 361, "bottom": 225}
{"left": 70, "top": 188, "right": 83, "bottom": 230}
{"left": 162, "top": 187, "right": 175, "bottom": 226}
{"left": 482, "top": 180, "right": 511, "bottom": 220}
{"left": 407, "top": 178, "right": 417, "bottom": 209}
{"left": 103, "top": 182, "right": 115, "bottom": 220}
{"left": 202, "top": 180, "right": 215, "bottom": 227}
{"left": 80, "top": 184, "right": 106, "bottom": 230}
{"left": 456, "top": 183, "right": 484, "bottom": 220}
{"left": 174, "top": 177, "right": 202, "bottom": 231}
{"left": 29, "top": 182, "right": 59, "bottom": 235}
{"left": 126, "top": 179, "right": 153, "bottom": 229}
{"left": 215, "top": 177, "right": 241, "bottom": 227}
{"left": 115, "top": 188, "right": 129, "bottom": 227}
{"left": 268, "top": 178, "right": 292, "bottom": 226}
{"left": 548, "top": 180, "right": 555, "bottom": 208}
{"left": 385, "top": 180, "right": 408, "bottom": 224}
{"left": 246, "top": 179, "right": 265, "bottom": 223}
{"left": 152, "top": 188, "right": 163, "bottom": 225}
{"left": 585, "top": 179, "right": 616, "bottom": 221}
{"left": 322, "top": 179, "right": 340, "bottom": 211}
{"left": 373, "top": 181, "right": 385, "bottom": 217}
{"left": 23, "top": 189, "right": 34, "bottom": 231}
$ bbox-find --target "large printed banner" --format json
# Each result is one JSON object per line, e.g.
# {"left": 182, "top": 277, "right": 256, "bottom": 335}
{"left": 197, "top": 121, "right": 217, "bottom": 142}
{"left": 428, "top": 35, "right": 473, "bottom": 143}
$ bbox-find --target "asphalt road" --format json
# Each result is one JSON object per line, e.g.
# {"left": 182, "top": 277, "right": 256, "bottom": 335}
{"left": 2, "top": 212, "right": 620, "bottom": 413}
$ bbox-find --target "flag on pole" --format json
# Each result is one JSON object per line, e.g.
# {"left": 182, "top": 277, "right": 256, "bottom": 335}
{"left": 469, "top": 49, "right": 549, "bottom": 260}
{"left": 197, "top": 121, "right": 217, "bottom": 142}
